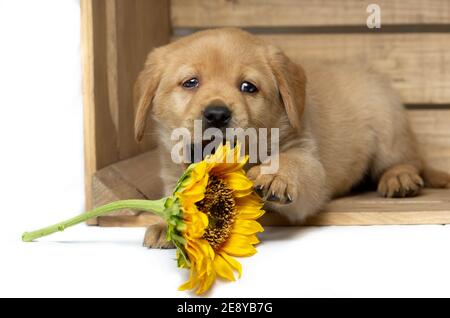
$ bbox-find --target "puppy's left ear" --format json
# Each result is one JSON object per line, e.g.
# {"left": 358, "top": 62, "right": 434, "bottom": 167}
{"left": 268, "top": 46, "right": 307, "bottom": 132}
{"left": 134, "top": 48, "right": 164, "bottom": 142}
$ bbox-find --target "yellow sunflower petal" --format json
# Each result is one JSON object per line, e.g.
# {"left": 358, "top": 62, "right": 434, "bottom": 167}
{"left": 223, "top": 142, "right": 245, "bottom": 165}
{"left": 207, "top": 142, "right": 226, "bottom": 164}
{"left": 196, "top": 270, "right": 216, "bottom": 295}
{"left": 179, "top": 173, "right": 208, "bottom": 203}
{"left": 235, "top": 193, "right": 264, "bottom": 208}
{"left": 232, "top": 188, "right": 254, "bottom": 198}
{"left": 220, "top": 252, "right": 242, "bottom": 279}
{"left": 178, "top": 268, "right": 200, "bottom": 291}
{"left": 247, "top": 234, "right": 261, "bottom": 245}
{"left": 235, "top": 206, "right": 265, "bottom": 220}
{"left": 200, "top": 239, "right": 216, "bottom": 259}
{"left": 190, "top": 161, "right": 208, "bottom": 182}
{"left": 211, "top": 161, "right": 245, "bottom": 177}
{"left": 185, "top": 244, "right": 204, "bottom": 270}
{"left": 186, "top": 240, "right": 214, "bottom": 268}
{"left": 210, "top": 144, "right": 248, "bottom": 176}
{"left": 184, "top": 212, "right": 208, "bottom": 238}
{"left": 221, "top": 234, "right": 259, "bottom": 257}
{"left": 232, "top": 219, "right": 264, "bottom": 235}
{"left": 214, "top": 254, "right": 236, "bottom": 281}
{"left": 222, "top": 171, "right": 253, "bottom": 192}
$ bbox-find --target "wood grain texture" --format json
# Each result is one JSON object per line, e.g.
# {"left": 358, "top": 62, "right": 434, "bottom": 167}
{"left": 97, "top": 189, "right": 450, "bottom": 226}
{"left": 81, "top": 0, "right": 170, "bottom": 214}
{"left": 170, "top": 33, "right": 450, "bottom": 104}
{"left": 308, "top": 189, "right": 450, "bottom": 225}
{"left": 409, "top": 110, "right": 450, "bottom": 174}
{"left": 260, "top": 33, "right": 450, "bottom": 105}
{"left": 92, "top": 151, "right": 163, "bottom": 222}
{"left": 81, "top": 0, "right": 109, "bottom": 223}
{"left": 171, "top": 0, "right": 450, "bottom": 28}
{"left": 114, "top": 0, "right": 170, "bottom": 160}
{"left": 93, "top": 151, "right": 164, "bottom": 216}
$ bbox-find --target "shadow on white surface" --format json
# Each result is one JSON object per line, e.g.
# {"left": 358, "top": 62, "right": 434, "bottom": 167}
{"left": 259, "top": 226, "right": 319, "bottom": 243}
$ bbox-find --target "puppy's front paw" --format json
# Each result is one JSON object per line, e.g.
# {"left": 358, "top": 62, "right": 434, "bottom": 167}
{"left": 143, "top": 222, "right": 175, "bottom": 249}
{"left": 247, "top": 165, "right": 297, "bottom": 204}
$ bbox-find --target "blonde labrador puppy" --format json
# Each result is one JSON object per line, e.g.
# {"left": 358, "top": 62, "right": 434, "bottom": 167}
{"left": 134, "top": 28, "right": 450, "bottom": 248}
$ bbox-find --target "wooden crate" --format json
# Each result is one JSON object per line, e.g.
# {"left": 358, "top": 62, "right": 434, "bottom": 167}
{"left": 81, "top": 0, "right": 450, "bottom": 226}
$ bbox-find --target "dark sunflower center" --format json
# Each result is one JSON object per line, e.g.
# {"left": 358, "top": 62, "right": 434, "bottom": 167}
{"left": 196, "top": 175, "right": 236, "bottom": 250}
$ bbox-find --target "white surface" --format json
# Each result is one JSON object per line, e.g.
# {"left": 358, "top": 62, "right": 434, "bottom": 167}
{"left": 1, "top": 0, "right": 450, "bottom": 298}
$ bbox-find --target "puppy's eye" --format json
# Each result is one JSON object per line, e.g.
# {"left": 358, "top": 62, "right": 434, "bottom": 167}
{"left": 240, "top": 81, "right": 258, "bottom": 93}
{"left": 182, "top": 78, "right": 199, "bottom": 89}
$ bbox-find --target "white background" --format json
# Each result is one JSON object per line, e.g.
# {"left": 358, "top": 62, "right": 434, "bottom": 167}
{"left": 1, "top": 0, "right": 449, "bottom": 298}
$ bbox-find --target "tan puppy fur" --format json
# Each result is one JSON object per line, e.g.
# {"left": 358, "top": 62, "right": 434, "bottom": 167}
{"left": 134, "top": 28, "right": 450, "bottom": 248}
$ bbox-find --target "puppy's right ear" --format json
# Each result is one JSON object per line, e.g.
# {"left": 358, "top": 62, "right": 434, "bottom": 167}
{"left": 134, "top": 49, "right": 163, "bottom": 142}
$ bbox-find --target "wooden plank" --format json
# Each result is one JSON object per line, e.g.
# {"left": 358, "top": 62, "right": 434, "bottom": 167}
{"left": 259, "top": 33, "right": 450, "bottom": 105}
{"left": 97, "top": 189, "right": 450, "bottom": 226}
{"left": 171, "top": 0, "right": 450, "bottom": 28}
{"left": 307, "top": 189, "right": 450, "bottom": 225}
{"left": 170, "top": 33, "right": 450, "bottom": 104}
{"left": 81, "top": 0, "right": 108, "bottom": 223}
{"left": 114, "top": 0, "right": 170, "bottom": 160}
{"left": 409, "top": 110, "right": 450, "bottom": 174}
{"left": 81, "top": 0, "right": 170, "bottom": 215}
{"left": 93, "top": 151, "right": 164, "bottom": 216}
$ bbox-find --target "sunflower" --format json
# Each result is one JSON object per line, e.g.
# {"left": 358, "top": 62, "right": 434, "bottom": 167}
{"left": 22, "top": 142, "right": 264, "bottom": 295}
{"left": 171, "top": 143, "right": 265, "bottom": 294}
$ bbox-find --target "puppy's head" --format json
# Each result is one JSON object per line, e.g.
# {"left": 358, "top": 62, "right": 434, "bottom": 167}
{"left": 134, "top": 28, "right": 306, "bottom": 147}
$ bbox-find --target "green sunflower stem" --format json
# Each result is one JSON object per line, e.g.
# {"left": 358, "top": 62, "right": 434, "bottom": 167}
{"left": 22, "top": 198, "right": 169, "bottom": 242}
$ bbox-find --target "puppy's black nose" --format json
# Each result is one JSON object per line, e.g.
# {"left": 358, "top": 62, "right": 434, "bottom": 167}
{"left": 203, "top": 105, "right": 231, "bottom": 128}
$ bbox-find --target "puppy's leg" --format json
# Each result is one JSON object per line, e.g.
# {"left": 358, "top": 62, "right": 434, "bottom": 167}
{"left": 423, "top": 167, "right": 450, "bottom": 189}
{"left": 247, "top": 150, "right": 329, "bottom": 222}
{"left": 371, "top": 105, "right": 425, "bottom": 197}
